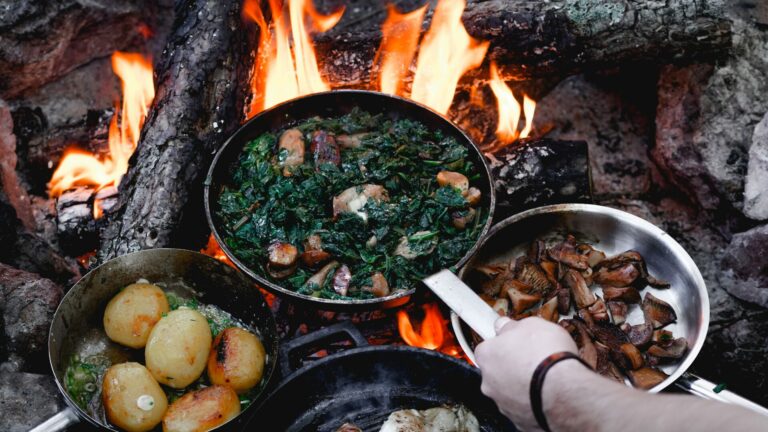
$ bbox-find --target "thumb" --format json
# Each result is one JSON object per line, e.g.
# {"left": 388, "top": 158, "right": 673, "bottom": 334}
{"left": 494, "top": 316, "right": 514, "bottom": 334}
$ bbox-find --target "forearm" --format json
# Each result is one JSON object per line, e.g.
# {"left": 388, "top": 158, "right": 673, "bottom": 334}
{"left": 543, "top": 362, "right": 768, "bottom": 432}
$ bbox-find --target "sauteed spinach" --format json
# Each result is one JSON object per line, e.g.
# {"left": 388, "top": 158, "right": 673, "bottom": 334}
{"left": 217, "top": 108, "right": 487, "bottom": 300}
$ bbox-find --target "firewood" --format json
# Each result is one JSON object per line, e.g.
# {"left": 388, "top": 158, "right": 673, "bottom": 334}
{"left": 98, "top": 0, "right": 255, "bottom": 262}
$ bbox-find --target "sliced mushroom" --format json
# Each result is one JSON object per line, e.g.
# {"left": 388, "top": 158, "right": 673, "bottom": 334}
{"left": 477, "top": 267, "right": 512, "bottom": 297}
{"left": 584, "top": 248, "right": 607, "bottom": 268}
{"left": 394, "top": 231, "right": 438, "bottom": 259}
{"left": 594, "top": 263, "right": 640, "bottom": 287}
{"left": 563, "top": 269, "right": 596, "bottom": 309}
{"left": 547, "top": 237, "right": 589, "bottom": 270}
{"left": 301, "top": 235, "right": 330, "bottom": 267}
{"left": 268, "top": 242, "right": 298, "bottom": 268}
{"left": 465, "top": 187, "right": 482, "bottom": 206}
{"left": 540, "top": 260, "right": 559, "bottom": 286}
{"left": 506, "top": 287, "right": 541, "bottom": 314}
{"left": 310, "top": 130, "right": 341, "bottom": 167}
{"left": 304, "top": 261, "right": 339, "bottom": 290}
{"left": 332, "top": 265, "right": 352, "bottom": 297}
{"left": 627, "top": 367, "right": 668, "bottom": 390}
{"left": 619, "top": 343, "right": 645, "bottom": 370}
{"left": 502, "top": 279, "right": 534, "bottom": 294}
{"left": 647, "top": 338, "right": 688, "bottom": 359}
{"left": 653, "top": 329, "right": 674, "bottom": 344}
{"left": 588, "top": 296, "right": 609, "bottom": 322}
{"left": 527, "top": 239, "right": 546, "bottom": 263}
{"left": 451, "top": 207, "right": 477, "bottom": 230}
{"left": 589, "top": 321, "right": 630, "bottom": 350}
{"left": 514, "top": 257, "right": 553, "bottom": 295}
{"left": 562, "top": 319, "right": 598, "bottom": 369}
{"left": 267, "top": 264, "right": 297, "bottom": 280}
{"left": 278, "top": 128, "right": 305, "bottom": 175}
{"left": 336, "top": 133, "right": 368, "bottom": 149}
{"left": 646, "top": 275, "right": 671, "bottom": 289}
{"left": 436, "top": 171, "right": 469, "bottom": 194}
{"left": 595, "top": 342, "right": 625, "bottom": 383}
{"left": 602, "top": 286, "right": 641, "bottom": 303}
{"left": 606, "top": 301, "right": 628, "bottom": 325}
{"left": 556, "top": 286, "right": 571, "bottom": 315}
{"left": 626, "top": 322, "right": 654, "bottom": 349}
{"left": 642, "top": 293, "right": 677, "bottom": 328}
{"left": 362, "top": 272, "right": 390, "bottom": 298}
{"left": 536, "top": 296, "right": 559, "bottom": 322}
{"left": 332, "top": 184, "right": 389, "bottom": 220}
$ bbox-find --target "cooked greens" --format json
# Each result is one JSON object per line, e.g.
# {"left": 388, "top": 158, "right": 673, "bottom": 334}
{"left": 217, "top": 108, "right": 488, "bottom": 300}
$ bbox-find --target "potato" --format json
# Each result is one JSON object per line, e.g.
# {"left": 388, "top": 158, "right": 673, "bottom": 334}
{"left": 145, "top": 309, "right": 212, "bottom": 388}
{"left": 102, "top": 362, "right": 168, "bottom": 432}
{"left": 207, "top": 327, "right": 266, "bottom": 394}
{"left": 162, "top": 385, "right": 240, "bottom": 432}
{"left": 104, "top": 283, "right": 170, "bottom": 349}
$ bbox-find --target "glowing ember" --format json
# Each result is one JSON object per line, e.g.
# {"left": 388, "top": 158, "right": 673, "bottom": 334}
{"left": 375, "top": 3, "right": 427, "bottom": 97}
{"left": 49, "top": 52, "right": 154, "bottom": 217}
{"left": 201, "top": 234, "right": 234, "bottom": 268}
{"left": 488, "top": 61, "right": 536, "bottom": 144}
{"left": 244, "top": 0, "right": 344, "bottom": 117}
{"left": 410, "top": 0, "right": 489, "bottom": 114}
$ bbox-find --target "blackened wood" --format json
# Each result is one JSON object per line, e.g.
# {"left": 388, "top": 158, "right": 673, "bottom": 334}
{"left": 0, "top": 1, "right": 148, "bottom": 99}
{"left": 98, "top": 0, "right": 254, "bottom": 262}
{"left": 488, "top": 138, "right": 593, "bottom": 220}
{"left": 315, "top": 0, "right": 731, "bottom": 87}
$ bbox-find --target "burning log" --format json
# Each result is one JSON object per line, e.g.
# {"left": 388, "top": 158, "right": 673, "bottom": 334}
{"left": 487, "top": 138, "right": 592, "bottom": 219}
{"left": 55, "top": 186, "right": 118, "bottom": 255}
{"left": 317, "top": 0, "right": 731, "bottom": 87}
{"left": 98, "top": 0, "right": 254, "bottom": 262}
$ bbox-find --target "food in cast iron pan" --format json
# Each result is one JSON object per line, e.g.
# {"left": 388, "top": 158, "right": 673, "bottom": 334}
{"left": 337, "top": 404, "right": 480, "bottom": 432}
{"left": 66, "top": 281, "right": 266, "bottom": 432}
{"left": 217, "top": 108, "right": 488, "bottom": 300}
{"left": 468, "top": 235, "right": 686, "bottom": 390}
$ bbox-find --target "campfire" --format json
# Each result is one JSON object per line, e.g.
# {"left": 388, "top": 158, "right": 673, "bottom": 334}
{"left": 2, "top": 0, "right": 768, "bottom": 429}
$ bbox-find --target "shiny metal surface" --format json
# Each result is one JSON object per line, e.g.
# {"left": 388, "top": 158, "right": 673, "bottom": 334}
{"left": 205, "top": 90, "right": 496, "bottom": 310}
{"left": 451, "top": 204, "right": 709, "bottom": 394}
{"left": 40, "top": 248, "right": 278, "bottom": 431}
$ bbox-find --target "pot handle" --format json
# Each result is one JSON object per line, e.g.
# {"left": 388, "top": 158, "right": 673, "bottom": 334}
{"left": 278, "top": 320, "right": 368, "bottom": 377}
{"left": 29, "top": 407, "right": 79, "bottom": 432}
{"left": 676, "top": 372, "right": 768, "bottom": 417}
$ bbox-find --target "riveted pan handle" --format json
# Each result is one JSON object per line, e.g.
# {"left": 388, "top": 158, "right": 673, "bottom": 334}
{"left": 278, "top": 320, "right": 368, "bottom": 377}
{"left": 29, "top": 407, "right": 79, "bottom": 432}
{"left": 676, "top": 372, "right": 768, "bottom": 417}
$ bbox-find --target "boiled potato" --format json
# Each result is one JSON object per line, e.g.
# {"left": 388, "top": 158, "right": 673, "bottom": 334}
{"left": 145, "top": 309, "right": 212, "bottom": 388}
{"left": 207, "top": 327, "right": 266, "bottom": 394}
{"left": 102, "top": 362, "right": 168, "bottom": 432}
{"left": 104, "top": 283, "right": 170, "bottom": 349}
{"left": 162, "top": 385, "right": 240, "bottom": 432}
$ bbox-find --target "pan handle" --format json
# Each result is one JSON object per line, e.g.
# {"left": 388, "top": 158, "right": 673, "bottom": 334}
{"left": 278, "top": 320, "right": 369, "bottom": 377}
{"left": 676, "top": 372, "right": 768, "bottom": 417}
{"left": 29, "top": 407, "right": 79, "bottom": 432}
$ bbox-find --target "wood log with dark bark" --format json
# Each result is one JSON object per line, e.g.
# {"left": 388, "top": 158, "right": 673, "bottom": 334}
{"left": 315, "top": 0, "right": 731, "bottom": 87}
{"left": 97, "top": 0, "right": 255, "bottom": 262}
{"left": 488, "top": 138, "right": 593, "bottom": 220}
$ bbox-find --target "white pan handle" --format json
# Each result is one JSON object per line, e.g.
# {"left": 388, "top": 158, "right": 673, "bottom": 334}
{"left": 676, "top": 372, "right": 768, "bottom": 417}
{"left": 28, "top": 408, "right": 79, "bottom": 432}
{"left": 423, "top": 269, "right": 499, "bottom": 340}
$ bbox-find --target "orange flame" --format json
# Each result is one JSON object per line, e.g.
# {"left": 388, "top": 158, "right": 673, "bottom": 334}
{"left": 488, "top": 61, "right": 536, "bottom": 144}
{"left": 49, "top": 52, "right": 154, "bottom": 215}
{"left": 375, "top": 4, "right": 427, "bottom": 96}
{"left": 410, "top": 0, "right": 489, "bottom": 114}
{"left": 245, "top": 0, "right": 344, "bottom": 117}
{"left": 398, "top": 303, "right": 461, "bottom": 353}
{"left": 201, "top": 234, "right": 234, "bottom": 268}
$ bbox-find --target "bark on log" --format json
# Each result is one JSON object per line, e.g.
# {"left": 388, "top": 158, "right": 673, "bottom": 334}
{"left": 97, "top": 0, "right": 254, "bottom": 262}
{"left": 315, "top": 0, "right": 731, "bottom": 87}
{"left": 488, "top": 138, "right": 593, "bottom": 220}
{"left": 0, "top": 0, "right": 149, "bottom": 99}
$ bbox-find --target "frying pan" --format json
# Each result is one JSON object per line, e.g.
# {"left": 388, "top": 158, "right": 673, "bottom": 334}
{"left": 432, "top": 204, "right": 768, "bottom": 415}
{"left": 242, "top": 321, "right": 516, "bottom": 431}
{"left": 30, "top": 249, "right": 279, "bottom": 431}
{"left": 204, "top": 90, "right": 496, "bottom": 311}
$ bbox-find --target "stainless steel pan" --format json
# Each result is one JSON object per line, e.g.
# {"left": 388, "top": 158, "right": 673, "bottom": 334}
{"left": 435, "top": 204, "right": 768, "bottom": 415}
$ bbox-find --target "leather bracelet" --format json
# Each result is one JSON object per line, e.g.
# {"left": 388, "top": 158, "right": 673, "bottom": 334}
{"left": 529, "top": 351, "right": 591, "bottom": 432}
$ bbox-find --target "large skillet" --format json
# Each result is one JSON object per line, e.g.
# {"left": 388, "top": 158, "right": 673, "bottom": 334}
{"left": 31, "top": 249, "right": 279, "bottom": 431}
{"left": 449, "top": 204, "right": 768, "bottom": 414}
{"left": 204, "top": 90, "right": 495, "bottom": 311}
{"left": 243, "top": 322, "right": 516, "bottom": 431}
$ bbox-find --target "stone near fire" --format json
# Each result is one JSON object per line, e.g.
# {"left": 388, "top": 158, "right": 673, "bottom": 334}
{"left": 720, "top": 223, "right": 768, "bottom": 308}
{"left": 0, "top": 370, "right": 64, "bottom": 432}
{"left": 743, "top": 112, "right": 768, "bottom": 220}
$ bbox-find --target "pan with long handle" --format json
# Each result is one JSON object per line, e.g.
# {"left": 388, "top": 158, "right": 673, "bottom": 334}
{"left": 422, "top": 204, "right": 768, "bottom": 416}
{"left": 31, "top": 248, "right": 279, "bottom": 432}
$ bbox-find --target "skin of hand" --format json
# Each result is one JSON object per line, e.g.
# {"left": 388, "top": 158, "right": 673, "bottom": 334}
{"left": 475, "top": 316, "right": 578, "bottom": 430}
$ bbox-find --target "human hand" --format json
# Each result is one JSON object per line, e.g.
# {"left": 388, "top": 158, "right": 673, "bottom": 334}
{"left": 474, "top": 316, "right": 580, "bottom": 430}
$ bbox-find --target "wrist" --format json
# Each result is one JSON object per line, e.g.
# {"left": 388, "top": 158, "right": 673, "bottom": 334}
{"left": 538, "top": 355, "right": 594, "bottom": 431}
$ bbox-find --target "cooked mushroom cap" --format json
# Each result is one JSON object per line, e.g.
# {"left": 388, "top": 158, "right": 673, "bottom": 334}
{"left": 547, "top": 237, "right": 589, "bottom": 270}
{"left": 514, "top": 257, "right": 553, "bottom": 296}
{"left": 304, "top": 261, "right": 339, "bottom": 290}
{"left": 451, "top": 207, "right": 477, "bottom": 230}
{"left": 647, "top": 337, "right": 688, "bottom": 359}
{"left": 465, "top": 187, "right": 482, "bottom": 206}
{"left": 505, "top": 286, "right": 541, "bottom": 314}
{"left": 363, "top": 272, "right": 390, "bottom": 298}
{"left": 642, "top": 293, "right": 677, "bottom": 328}
{"left": 563, "top": 269, "right": 596, "bottom": 309}
{"left": 310, "top": 130, "right": 341, "bottom": 167}
{"left": 332, "top": 184, "right": 389, "bottom": 220}
{"left": 436, "top": 171, "right": 469, "bottom": 193}
{"left": 336, "top": 133, "right": 368, "bottom": 149}
{"left": 332, "top": 265, "right": 352, "bottom": 296}
{"left": 594, "top": 263, "right": 640, "bottom": 287}
{"left": 627, "top": 367, "right": 668, "bottom": 389}
{"left": 268, "top": 242, "right": 298, "bottom": 268}
{"left": 278, "top": 128, "right": 305, "bottom": 175}
{"left": 602, "top": 286, "right": 641, "bottom": 303}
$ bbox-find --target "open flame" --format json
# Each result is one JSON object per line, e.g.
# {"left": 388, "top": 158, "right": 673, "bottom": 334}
{"left": 488, "top": 61, "right": 536, "bottom": 145}
{"left": 375, "top": 4, "right": 428, "bottom": 97}
{"left": 48, "top": 52, "right": 154, "bottom": 217}
{"left": 398, "top": 303, "right": 462, "bottom": 357}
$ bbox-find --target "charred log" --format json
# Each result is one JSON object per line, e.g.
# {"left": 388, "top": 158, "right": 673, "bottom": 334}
{"left": 98, "top": 0, "right": 255, "bottom": 262}
{"left": 315, "top": 0, "right": 731, "bottom": 87}
{"left": 487, "top": 138, "right": 592, "bottom": 220}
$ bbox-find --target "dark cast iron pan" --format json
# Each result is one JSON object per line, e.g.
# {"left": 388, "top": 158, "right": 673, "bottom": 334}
{"left": 204, "top": 90, "right": 496, "bottom": 311}
{"left": 31, "top": 248, "right": 279, "bottom": 432}
{"left": 243, "top": 321, "right": 516, "bottom": 431}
